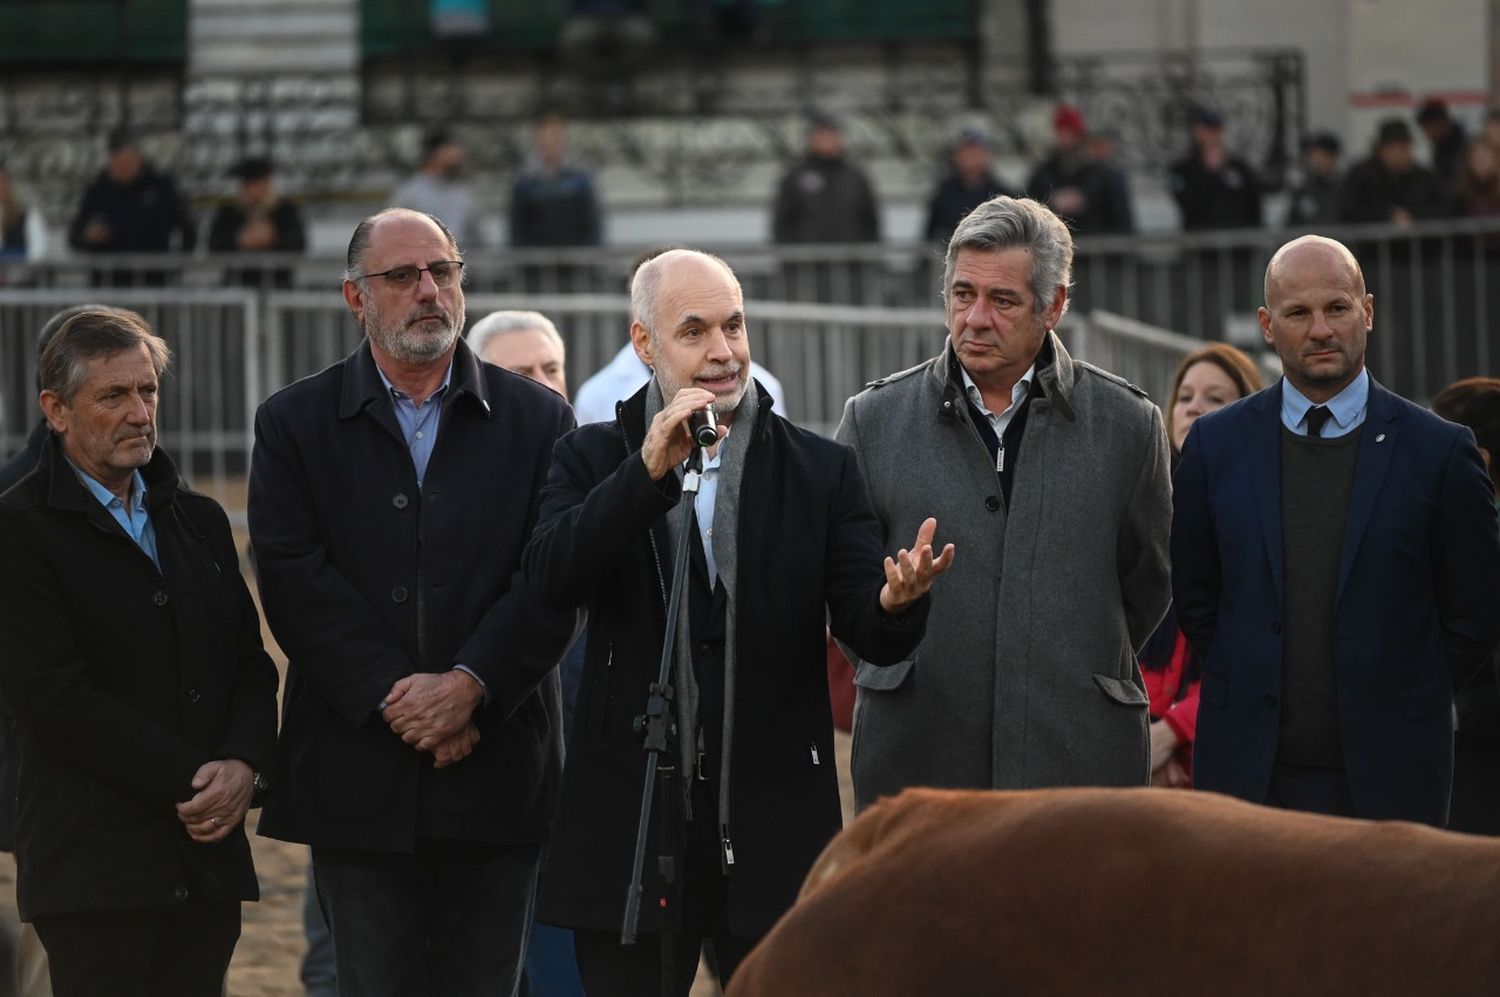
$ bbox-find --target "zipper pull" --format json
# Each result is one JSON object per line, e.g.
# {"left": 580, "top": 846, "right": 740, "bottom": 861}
{"left": 996, "top": 445, "right": 1005, "bottom": 473}
{"left": 810, "top": 742, "right": 821, "bottom": 765}
{"left": 721, "top": 827, "right": 736, "bottom": 870}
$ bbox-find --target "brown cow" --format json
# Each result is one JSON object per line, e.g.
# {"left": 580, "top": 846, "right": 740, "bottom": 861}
{"left": 727, "top": 787, "right": 1500, "bottom": 996}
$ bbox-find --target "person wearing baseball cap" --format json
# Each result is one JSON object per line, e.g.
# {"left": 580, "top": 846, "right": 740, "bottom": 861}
{"left": 1165, "top": 105, "right": 1262, "bottom": 230}
{"left": 924, "top": 126, "right": 1014, "bottom": 244}
{"left": 208, "top": 156, "right": 307, "bottom": 287}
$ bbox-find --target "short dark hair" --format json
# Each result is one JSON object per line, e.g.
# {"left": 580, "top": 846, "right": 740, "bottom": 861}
{"left": 423, "top": 128, "right": 454, "bottom": 158}
{"left": 344, "top": 208, "right": 461, "bottom": 282}
{"left": 1432, "top": 377, "right": 1500, "bottom": 465}
{"left": 39, "top": 308, "right": 170, "bottom": 403}
{"left": 34, "top": 304, "right": 118, "bottom": 391}
{"left": 1416, "top": 98, "right": 1451, "bottom": 126}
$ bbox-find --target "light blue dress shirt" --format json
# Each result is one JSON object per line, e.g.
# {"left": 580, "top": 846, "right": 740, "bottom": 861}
{"left": 68, "top": 459, "right": 160, "bottom": 571}
{"left": 694, "top": 443, "right": 723, "bottom": 588}
{"left": 375, "top": 360, "right": 453, "bottom": 488}
{"left": 960, "top": 362, "right": 1034, "bottom": 438}
{"left": 371, "top": 359, "right": 488, "bottom": 702}
{"left": 1280, "top": 369, "right": 1370, "bottom": 438}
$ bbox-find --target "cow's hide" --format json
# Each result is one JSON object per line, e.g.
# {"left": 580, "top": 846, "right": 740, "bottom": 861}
{"left": 727, "top": 787, "right": 1500, "bottom": 996}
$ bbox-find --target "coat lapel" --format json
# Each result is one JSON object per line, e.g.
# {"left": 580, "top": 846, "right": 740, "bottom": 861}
{"left": 1248, "top": 383, "right": 1286, "bottom": 608}
{"left": 1336, "top": 378, "right": 1399, "bottom": 603}
{"left": 338, "top": 341, "right": 407, "bottom": 448}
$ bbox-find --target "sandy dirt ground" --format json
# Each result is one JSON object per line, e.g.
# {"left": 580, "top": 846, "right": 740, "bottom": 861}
{"left": 7, "top": 506, "right": 858, "bottom": 995}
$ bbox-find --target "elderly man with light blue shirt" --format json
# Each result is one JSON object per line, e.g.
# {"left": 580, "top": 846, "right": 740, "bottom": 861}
{"left": 0, "top": 307, "right": 279, "bottom": 996}
{"left": 1173, "top": 234, "right": 1500, "bottom": 824}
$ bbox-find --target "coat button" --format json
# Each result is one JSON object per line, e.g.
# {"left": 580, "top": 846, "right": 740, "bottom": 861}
{"left": 392, "top": 493, "right": 409, "bottom": 509}
{"left": 984, "top": 495, "right": 1000, "bottom": 512}
{"left": 1271, "top": 621, "right": 1282, "bottom": 635}
{"left": 174, "top": 886, "right": 189, "bottom": 901}
{"left": 152, "top": 591, "right": 168, "bottom": 606}
{"left": 391, "top": 587, "right": 408, "bottom": 604}
{"left": 186, "top": 686, "right": 200, "bottom": 704}
{"left": 1264, "top": 693, "right": 1279, "bottom": 708}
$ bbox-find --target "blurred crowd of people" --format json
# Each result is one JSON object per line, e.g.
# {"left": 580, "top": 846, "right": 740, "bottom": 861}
{"left": 3, "top": 163, "right": 1500, "bottom": 997}
{"left": 5, "top": 95, "right": 1500, "bottom": 272}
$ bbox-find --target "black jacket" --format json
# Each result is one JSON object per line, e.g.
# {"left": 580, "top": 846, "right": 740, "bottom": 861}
{"left": 1166, "top": 149, "right": 1263, "bottom": 230}
{"left": 0, "top": 421, "right": 46, "bottom": 498}
{"left": 207, "top": 199, "right": 307, "bottom": 254}
{"left": 772, "top": 155, "right": 881, "bottom": 244}
{"left": 1287, "top": 173, "right": 1343, "bottom": 227}
{"left": 523, "top": 384, "right": 928, "bottom": 937}
{"left": 1026, "top": 153, "right": 1135, "bottom": 235}
{"left": 249, "top": 340, "right": 577, "bottom": 852}
{"left": 67, "top": 165, "right": 196, "bottom": 253}
{"left": 1338, "top": 157, "right": 1454, "bottom": 223}
{"left": 0, "top": 436, "right": 278, "bottom": 919}
{"left": 925, "top": 172, "right": 1014, "bottom": 244}
{"left": 0, "top": 420, "right": 51, "bottom": 853}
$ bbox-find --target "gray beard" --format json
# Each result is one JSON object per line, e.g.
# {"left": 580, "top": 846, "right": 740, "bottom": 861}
{"left": 367, "top": 310, "right": 464, "bottom": 365}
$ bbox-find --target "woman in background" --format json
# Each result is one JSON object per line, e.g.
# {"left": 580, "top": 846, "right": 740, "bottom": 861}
{"left": 1144, "top": 343, "right": 1263, "bottom": 787}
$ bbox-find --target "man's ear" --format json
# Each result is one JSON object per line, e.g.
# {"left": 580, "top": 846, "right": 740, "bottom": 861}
{"left": 38, "top": 390, "right": 67, "bottom": 435}
{"left": 342, "top": 279, "right": 365, "bottom": 325}
{"left": 629, "top": 320, "right": 653, "bottom": 369}
{"left": 1041, "top": 286, "right": 1068, "bottom": 331}
{"left": 1258, "top": 306, "right": 1274, "bottom": 347}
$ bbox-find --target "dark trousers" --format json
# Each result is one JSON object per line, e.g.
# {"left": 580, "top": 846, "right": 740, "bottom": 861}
{"left": 312, "top": 839, "right": 541, "bottom": 997}
{"left": 1266, "top": 762, "right": 1356, "bottom": 818}
{"left": 33, "top": 901, "right": 240, "bottom": 997}
{"left": 572, "top": 785, "right": 759, "bottom": 997}
{"left": 301, "top": 861, "right": 338, "bottom": 997}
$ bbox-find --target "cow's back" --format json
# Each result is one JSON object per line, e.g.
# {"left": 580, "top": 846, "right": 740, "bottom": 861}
{"left": 728, "top": 787, "right": 1500, "bottom": 996}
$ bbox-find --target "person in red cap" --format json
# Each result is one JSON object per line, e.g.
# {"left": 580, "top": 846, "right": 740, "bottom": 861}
{"left": 1025, "top": 104, "right": 1125, "bottom": 235}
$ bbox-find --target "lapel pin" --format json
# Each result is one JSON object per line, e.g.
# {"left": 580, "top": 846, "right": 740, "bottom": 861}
{"left": 1375, "top": 433, "right": 1386, "bottom": 443}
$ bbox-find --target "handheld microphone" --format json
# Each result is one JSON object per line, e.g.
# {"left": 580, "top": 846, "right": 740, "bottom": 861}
{"left": 688, "top": 405, "right": 718, "bottom": 448}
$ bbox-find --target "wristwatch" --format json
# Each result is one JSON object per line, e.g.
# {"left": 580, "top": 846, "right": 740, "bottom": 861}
{"left": 251, "top": 770, "right": 270, "bottom": 806}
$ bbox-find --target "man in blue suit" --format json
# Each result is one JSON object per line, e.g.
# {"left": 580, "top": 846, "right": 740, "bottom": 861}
{"left": 1172, "top": 234, "right": 1500, "bottom": 825}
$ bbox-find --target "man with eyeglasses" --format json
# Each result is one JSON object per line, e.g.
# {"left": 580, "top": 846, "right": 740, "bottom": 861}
{"left": 248, "top": 208, "right": 578, "bottom": 996}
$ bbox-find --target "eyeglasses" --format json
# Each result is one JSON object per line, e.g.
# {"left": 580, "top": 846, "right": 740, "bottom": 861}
{"left": 355, "top": 261, "right": 465, "bottom": 289}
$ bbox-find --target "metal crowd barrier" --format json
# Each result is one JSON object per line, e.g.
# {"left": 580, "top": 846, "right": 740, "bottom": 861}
{"left": 0, "top": 288, "right": 261, "bottom": 502}
{"left": 1063, "top": 311, "right": 1206, "bottom": 411}
{"left": 6, "top": 215, "right": 1498, "bottom": 405}
{"left": 8, "top": 289, "right": 1168, "bottom": 518}
{"left": 258, "top": 292, "right": 947, "bottom": 437}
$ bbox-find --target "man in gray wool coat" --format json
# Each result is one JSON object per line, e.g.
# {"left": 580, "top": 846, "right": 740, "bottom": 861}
{"left": 837, "top": 194, "right": 1173, "bottom": 809}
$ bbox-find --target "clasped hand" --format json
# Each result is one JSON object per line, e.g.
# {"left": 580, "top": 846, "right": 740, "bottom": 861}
{"left": 176, "top": 758, "right": 254, "bottom": 844}
{"left": 382, "top": 671, "right": 485, "bottom": 768}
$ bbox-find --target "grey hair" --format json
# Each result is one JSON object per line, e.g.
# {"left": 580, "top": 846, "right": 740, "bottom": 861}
{"left": 466, "top": 310, "right": 565, "bottom": 360}
{"left": 343, "top": 208, "right": 463, "bottom": 284}
{"left": 35, "top": 303, "right": 118, "bottom": 391}
{"left": 39, "top": 307, "right": 171, "bottom": 403}
{"left": 630, "top": 248, "right": 741, "bottom": 342}
{"left": 942, "top": 195, "right": 1074, "bottom": 321}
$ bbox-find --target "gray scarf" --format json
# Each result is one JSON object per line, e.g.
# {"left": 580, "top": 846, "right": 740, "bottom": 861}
{"left": 644, "top": 378, "right": 759, "bottom": 866}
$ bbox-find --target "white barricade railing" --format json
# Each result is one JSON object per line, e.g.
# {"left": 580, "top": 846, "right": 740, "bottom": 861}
{"left": 4, "top": 290, "right": 1197, "bottom": 525}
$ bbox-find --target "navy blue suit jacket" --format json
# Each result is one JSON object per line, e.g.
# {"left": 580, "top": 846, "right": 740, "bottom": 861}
{"left": 1172, "top": 377, "right": 1500, "bottom": 825}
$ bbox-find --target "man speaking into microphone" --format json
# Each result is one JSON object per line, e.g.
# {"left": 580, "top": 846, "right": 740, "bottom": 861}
{"left": 524, "top": 248, "right": 952, "bottom": 994}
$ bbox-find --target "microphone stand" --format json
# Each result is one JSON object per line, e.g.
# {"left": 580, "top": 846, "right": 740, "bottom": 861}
{"left": 622, "top": 442, "right": 706, "bottom": 997}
